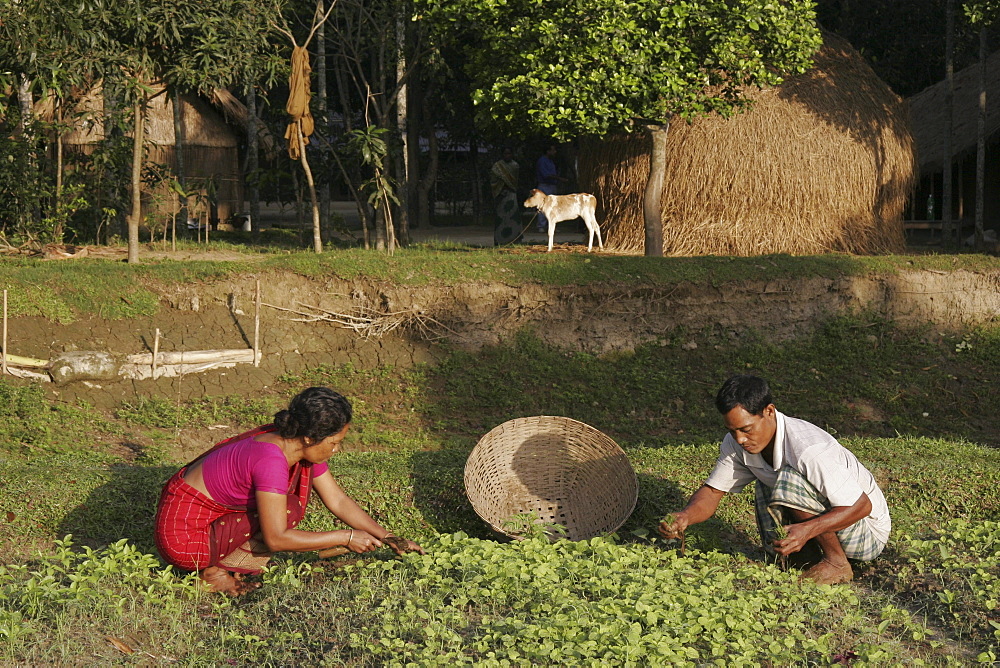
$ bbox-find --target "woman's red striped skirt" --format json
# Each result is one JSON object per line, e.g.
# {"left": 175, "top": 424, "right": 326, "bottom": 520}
{"left": 153, "top": 468, "right": 258, "bottom": 572}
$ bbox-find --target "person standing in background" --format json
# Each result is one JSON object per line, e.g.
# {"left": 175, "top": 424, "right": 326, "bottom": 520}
{"left": 490, "top": 147, "right": 522, "bottom": 246}
{"left": 534, "top": 144, "right": 567, "bottom": 233}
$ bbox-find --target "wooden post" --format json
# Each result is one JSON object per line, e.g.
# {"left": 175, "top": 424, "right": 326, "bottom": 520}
{"left": 2, "top": 290, "right": 7, "bottom": 376}
{"left": 253, "top": 280, "right": 261, "bottom": 366}
{"left": 152, "top": 328, "right": 160, "bottom": 376}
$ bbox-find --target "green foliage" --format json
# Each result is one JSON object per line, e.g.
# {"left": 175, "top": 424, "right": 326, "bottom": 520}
{"left": 426, "top": 316, "right": 1000, "bottom": 449}
{"left": 347, "top": 126, "right": 401, "bottom": 210}
{"left": 2, "top": 253, "right": 1000, "bottom": 323}
{"left": 500, "top": 512, "right": 568, "bottom": 540}
{"left": 879, "top": 520, "right": 1000, "bottom": 661}
{"left": 116, "top": 395, "right": 276, "bottom": 430}
{"left": 0, "top": 380, "right": 118, "bottom": 455}
{"left": 334, "top": 534, "right": 928, "bottom": 665}
{"left": 0, "top": 115, "right": 50, "bottom": 239}
{"left": 2, "top": 259, "right": 1000, "bottom": 661}
{"left": 964, "top": 0, "right": 1000, "bottom": 25}
{"left": 421, "top": 0, "right": 822, "bottom": 138}
{"left": 0, "top": 536, "right": 228, "bottom": 664}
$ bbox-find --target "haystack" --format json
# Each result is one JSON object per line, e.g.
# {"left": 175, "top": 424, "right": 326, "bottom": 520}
{"left": 578, "top": 33, "right": 915, "bottom": 256}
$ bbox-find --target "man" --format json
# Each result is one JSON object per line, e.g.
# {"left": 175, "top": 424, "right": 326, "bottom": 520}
{"left": 534, "top": 144, "right": 567, "bottom": 233}
{"left": 658, "top": 375, "right": 890, "bottom": 584}
{"left": 490, "top": 148, "right": 522, "bottom": 246}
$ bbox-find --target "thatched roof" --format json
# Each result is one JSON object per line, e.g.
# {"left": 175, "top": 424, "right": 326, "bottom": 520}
{"left": 908, "top": 50, "right": 1000, "bottom": 173}
{"left": 578, "top": 32, "right": 914, "bottom": 256}
{"left": 143, "top": 87, "right": 238, "bottom": 148}
{"left": 41, "top": 85, "right": 240, "bottom": 148}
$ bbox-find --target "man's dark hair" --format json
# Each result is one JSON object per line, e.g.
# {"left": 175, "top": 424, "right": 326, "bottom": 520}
{"left": 715, "top": 375, "right": 773, "bottom": 415}
{"left": 274, "top": 387, "right": 353, "bottom": 441}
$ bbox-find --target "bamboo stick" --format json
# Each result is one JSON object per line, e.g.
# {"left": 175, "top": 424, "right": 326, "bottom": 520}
{"left": 118, "top": 360, "right": 245, "bottom": 381}
{"left": 3, "top": 354, "right": 50, "bottom": 368}
{"left": 254, "top": 280, "right": 261, "bottom": 366}
{"left": 126, "top": 349, "right": 255, "bottom": 365}
{"left": 6, "top": 367, "right": 50, "bottom": 382}
{"left": 152, "top": 328, "right": 160, "bottom": 375}
{"left": 2, "top": 289, "right": 7, "bottom": 376}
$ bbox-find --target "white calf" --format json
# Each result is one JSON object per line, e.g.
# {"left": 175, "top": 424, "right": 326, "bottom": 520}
{"left": 523, "top": 189, "right": 604, "bottom": 252}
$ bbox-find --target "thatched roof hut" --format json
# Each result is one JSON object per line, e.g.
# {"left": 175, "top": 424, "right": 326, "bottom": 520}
{"left": 578, "top": 33, "right": 915, "bottom": 256}
{"left": 50, "top": 86, "right": 252, "bottom": 223}
{"left": 907, "top": 51, "right": 1000, "bottom": 231}
{"left": 908, "top": 50, "right": 1000, "bottom": 173}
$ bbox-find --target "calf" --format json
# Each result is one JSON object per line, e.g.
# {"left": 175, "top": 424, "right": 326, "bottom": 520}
{"left": 523, "top": 189, "right": 604, "bottom": 252}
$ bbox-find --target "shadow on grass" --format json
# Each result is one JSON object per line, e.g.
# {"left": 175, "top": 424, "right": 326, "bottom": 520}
{"left": 55, "top": 463, "right": 175, "bottom": 556}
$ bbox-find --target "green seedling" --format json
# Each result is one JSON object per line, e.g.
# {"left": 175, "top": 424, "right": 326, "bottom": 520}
{"left": 767, "top": 506, "right": 789, "bottom": 571}
{"left": 660, "top": 513, "right": 686, "bottom": 554}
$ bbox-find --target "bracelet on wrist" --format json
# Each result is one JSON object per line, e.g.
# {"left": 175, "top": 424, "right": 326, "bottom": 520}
{"left": 348, "top": 529, "right": 355, "bottom": 545}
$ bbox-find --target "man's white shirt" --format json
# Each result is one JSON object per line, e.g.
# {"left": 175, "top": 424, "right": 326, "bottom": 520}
{"left": 704, "top": 411, "right": 891, "bottom": 545}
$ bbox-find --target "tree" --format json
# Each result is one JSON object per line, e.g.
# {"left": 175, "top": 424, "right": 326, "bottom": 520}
{"left": 321, "top": 0, "right": 438, "bottom": 250}
{"left": 422, "top": 0, "right": 821, "bottom": 255}
{"left": 964, "top": 0, "right": 1000, "bottom": 251}
{"left": 275, "top": 0, "right": 338, "bottom": 253}
{"left": 0, "top": 0, "right": 110, "bottom": 242}
{"left": 944, "top": 0, "right": 957, "bottom": 245}
{"left": 91, "top": 0, "right": 285, "bottom": 262}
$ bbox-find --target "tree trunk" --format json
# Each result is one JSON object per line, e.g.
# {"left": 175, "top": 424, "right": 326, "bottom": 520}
{"left": 976, "top": 26, "right": 986, "bottom": 251}
{"left": 316, "top": 2, "right": 332, "bottom": 238}
{"left": 17, "top": 76, "right": 32, "bottom": 134}
{"left": 171, "top": 88, "right": 189, "bottom": 238}
{"left": 469, "top": 135, "right": 482, "bottom": 221}
{"left": 127, "top": 99, "right": 146, "bottom": 264}
{"left": 246, "top": 85, "right": 261, "bottom": 243}
{"left": 292, "top": 166, "right": 304, "bottom": 231}
{"left": 417, "top": 117, "right": 439, "bottom": 229}
{"left": 942, "top": 0, "right": 955, "bottom": 245}
{"left": 395, "top": 7, "right": 410, "bottom": 246}
{"left": 16, "top": 76, "right": 37, "bottom": 231}
{"left": 374, "top": 204, "right": 387, "bottom": 249}
{"left": 54, "top": 99, "right": 64, "bottom": 243}
{"left": 643, "top": 122, "right": 670, "bottom": 257}
{"left": 333, "top": 60, "right": 373, "bottom": 247}
{"left": 406, "top": 75, "right": 423, "bottom": 229}
{"left": 295, "top": 124, "right": 324, "bottom": 253}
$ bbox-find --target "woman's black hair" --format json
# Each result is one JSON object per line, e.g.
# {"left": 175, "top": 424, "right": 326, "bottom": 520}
{"left": 273, "top": 387, "right": 352, "bottom": 441}
{"left": 715, "top": 375, "right": 773, "bottom": 416}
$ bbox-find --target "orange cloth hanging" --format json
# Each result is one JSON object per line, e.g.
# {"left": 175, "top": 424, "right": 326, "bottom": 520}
{"left": 284, "top": 46, "right": 315, "bottom": 160}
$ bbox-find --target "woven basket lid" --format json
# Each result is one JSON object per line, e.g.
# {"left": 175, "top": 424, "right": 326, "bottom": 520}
{"left": 464, "top": 416, "right": 638, "bottom": 541}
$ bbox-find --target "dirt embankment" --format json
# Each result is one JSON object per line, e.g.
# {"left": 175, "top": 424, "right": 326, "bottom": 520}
{"left": 8, "top": 269, "right": 999, "bottom": 409}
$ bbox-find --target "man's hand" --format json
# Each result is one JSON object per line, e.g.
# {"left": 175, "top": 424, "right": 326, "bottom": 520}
{"left": 773, "top": 522, "right": 813, "bottom": 556}
{"left": 657, "top": 512, "right": 690, "bottom": 540}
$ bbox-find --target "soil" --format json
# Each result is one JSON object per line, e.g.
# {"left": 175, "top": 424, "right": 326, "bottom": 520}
{"left": 8, "top": 249, "right": 1000, "bottom": 423}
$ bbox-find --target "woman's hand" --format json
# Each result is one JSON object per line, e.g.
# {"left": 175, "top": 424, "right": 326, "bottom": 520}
{"left": 383, "top": 535, "right": 425, "bottom": 556}
{"left": 345, "top": 529, "right": 382, "bottom": 554}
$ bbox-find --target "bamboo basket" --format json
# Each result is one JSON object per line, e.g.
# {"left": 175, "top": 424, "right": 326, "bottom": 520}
{"left": 464, "top": 416, "right": 638, "bottom": 541}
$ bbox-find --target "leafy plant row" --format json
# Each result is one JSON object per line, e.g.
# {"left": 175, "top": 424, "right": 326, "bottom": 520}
{"left": 0, "top": 534, "right": 966, "bottom": 666}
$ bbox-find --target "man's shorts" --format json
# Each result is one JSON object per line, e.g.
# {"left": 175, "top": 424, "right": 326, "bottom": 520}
{"left": 754, "top": 465, "right": 886, "bottom": 561}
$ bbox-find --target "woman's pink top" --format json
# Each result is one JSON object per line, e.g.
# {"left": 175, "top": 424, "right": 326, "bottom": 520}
{"left": 200, "top": 435, "right": 328, "bottom": 507}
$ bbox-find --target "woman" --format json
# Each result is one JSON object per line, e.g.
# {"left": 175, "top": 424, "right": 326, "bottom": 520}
{"left": 154, "top": 387, "right": 422, "bottom": 595}
{"left": 490, "top": 147, "right": 522, "bottom": 246}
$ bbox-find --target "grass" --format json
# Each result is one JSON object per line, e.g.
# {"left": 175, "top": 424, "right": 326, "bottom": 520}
{"left": 1, "top": 250, "right": 1000, "bottom": 663}
{"left": 1, "top": 243, "right": 1000, "bottom": 323}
